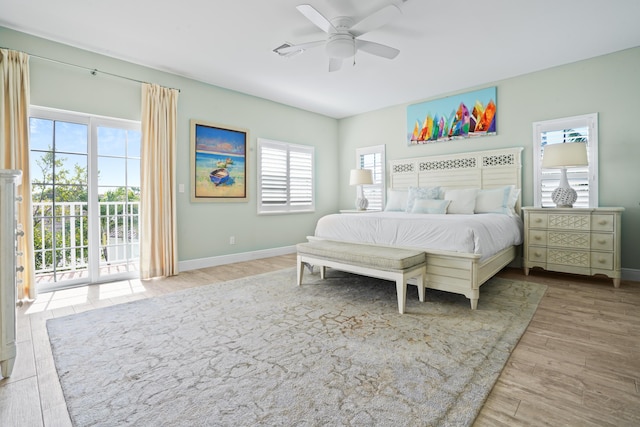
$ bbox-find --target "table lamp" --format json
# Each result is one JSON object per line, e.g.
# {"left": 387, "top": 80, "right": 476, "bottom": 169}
{"left": 541, "top": 142, "right": 588, "bottom": 208}
{"left": 349, "top": 169, "right": 373, "bottom": 210}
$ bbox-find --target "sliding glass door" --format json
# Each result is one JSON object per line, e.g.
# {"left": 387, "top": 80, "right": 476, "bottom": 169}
{"left": 29, "top": 107, "right": 141, "bottom": 291}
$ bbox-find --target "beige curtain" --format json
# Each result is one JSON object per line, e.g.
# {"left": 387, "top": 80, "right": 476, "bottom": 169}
{"left": 140, "top": 83, "right": 179, "bottom": 279}
{"left": 0, "top": 49, "right": 36, "bottom": 299}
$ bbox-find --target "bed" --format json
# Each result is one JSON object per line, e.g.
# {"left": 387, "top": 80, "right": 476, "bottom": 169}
{"left": 311, "top": 147, "right": 524, "bottom": 309}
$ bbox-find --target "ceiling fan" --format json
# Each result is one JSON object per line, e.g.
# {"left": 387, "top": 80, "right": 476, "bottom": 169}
{"left": 273, "top": 3, "right": 402, "bottom": 72}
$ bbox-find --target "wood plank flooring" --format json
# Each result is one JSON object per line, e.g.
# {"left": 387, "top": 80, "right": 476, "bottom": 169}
{"left": 1, "top": 254, "right": 638, "bottom": 426}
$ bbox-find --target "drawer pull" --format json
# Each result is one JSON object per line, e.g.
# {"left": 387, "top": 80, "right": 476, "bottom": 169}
{"left": 598, "top": 219, "right": 607, "bottom": 225}
{"left": 597, "top": 239, "right": 606, "bottom": 245}
{"left": 534, "top": 235, "right": 541, "bottom": 241}
{"left": 16, "top": 266, "right": 24, "bottom": 273}
{"left": 597, "top": 258, "right": 606, "bottom": 264}
{"left": 535, "top": 218, "right": 543, "bottom": 223}
{"left": 534, "top": 251, "right": 542, "bottom": 258}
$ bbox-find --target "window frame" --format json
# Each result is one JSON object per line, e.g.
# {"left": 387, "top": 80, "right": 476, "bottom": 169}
{"left": 532, "top": 113, "right": 598, "bottom": 208}
{"left": 257, "top": 137, "right": 315, "bottom": 215}
{"left": 355, "top": 144, "right": 386, "bottom": 211}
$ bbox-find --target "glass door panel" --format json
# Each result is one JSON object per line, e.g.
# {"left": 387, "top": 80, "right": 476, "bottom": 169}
{"left": 30, "top": 109, "right": 141, "bottom": 291}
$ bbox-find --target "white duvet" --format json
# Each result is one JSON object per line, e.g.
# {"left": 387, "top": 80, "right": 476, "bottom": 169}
{"left": 314, "top": 212, "right": 523, "bottom": 261}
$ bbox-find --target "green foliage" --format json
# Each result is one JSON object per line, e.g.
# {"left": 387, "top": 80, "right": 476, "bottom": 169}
{"left": 31, "top": 148, "right": 139, "bottom": 271}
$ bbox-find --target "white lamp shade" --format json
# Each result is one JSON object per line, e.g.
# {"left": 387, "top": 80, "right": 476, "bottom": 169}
{"left": 349, "top": 169, "right": 373, "bottom": 185}
{"left": 542, "top": 142, "right": 588, "bottom": 168}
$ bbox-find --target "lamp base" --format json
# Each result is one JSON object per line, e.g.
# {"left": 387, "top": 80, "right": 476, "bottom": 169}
{"left": 355, "top": 197, "right": 369, "bottom": 211}
{"left": 551, "top": 186, "right": 577, "bottom": 208}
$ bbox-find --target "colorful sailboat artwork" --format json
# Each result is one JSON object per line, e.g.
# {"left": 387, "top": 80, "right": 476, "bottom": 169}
{"left": 407, "top": 87, "right": 497, "bottom": 144}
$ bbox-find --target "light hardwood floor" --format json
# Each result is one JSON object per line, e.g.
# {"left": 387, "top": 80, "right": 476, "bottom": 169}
{"left": 1, "top": 254, "right": 639, "bottom": 426}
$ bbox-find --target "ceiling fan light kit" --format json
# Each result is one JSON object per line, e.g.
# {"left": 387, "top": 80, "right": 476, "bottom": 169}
{"left": 273, "top": 3, "right": 402, "bottom": 71}
{"left": 326, "top": 34, "right": 355, "bottom": 59}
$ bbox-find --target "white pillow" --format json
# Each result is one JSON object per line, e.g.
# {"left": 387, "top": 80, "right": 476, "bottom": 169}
{"left": 444, "top": 188, "right": 478, "bottom": 214}
{"left": 475, "top": 185, "right": 514, "bottom": 214}
{"left": 411, "top": 198, "right": 450, "bottom": 214}
{"left": 508, "top": 187, "right": 521, "bottom": 215}
{"left": 405, "top": 186, "right": 441, "bottom": 212}
{"left": 384, "top": 189, "right": 408, "bottom": 211}
{"left": 475, "top": 185, "right": 521, "bottom": 215}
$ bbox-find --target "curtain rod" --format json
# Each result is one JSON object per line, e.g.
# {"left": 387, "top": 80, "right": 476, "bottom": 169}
{"left": 2, "top": 47, "right": 181, "bottom": 92}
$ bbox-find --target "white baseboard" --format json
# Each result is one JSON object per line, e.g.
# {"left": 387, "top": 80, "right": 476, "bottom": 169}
{"left": 178, "top": 245, "right": 297, "bottom": 272}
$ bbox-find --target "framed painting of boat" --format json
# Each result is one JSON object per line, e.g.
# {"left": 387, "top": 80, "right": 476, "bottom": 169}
{"left": 190, "top": 120, "right": 248, "bottom": 202}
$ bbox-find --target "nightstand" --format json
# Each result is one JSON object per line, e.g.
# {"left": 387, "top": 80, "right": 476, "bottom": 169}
{"left": 522, "top": 207, "right": 624, "bottom": 287}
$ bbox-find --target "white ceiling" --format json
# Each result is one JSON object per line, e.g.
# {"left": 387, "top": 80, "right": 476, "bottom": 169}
{"left": 2, "top": 0, "right": 640, "bottom": 118}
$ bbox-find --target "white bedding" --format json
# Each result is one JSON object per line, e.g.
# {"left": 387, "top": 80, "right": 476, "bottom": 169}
{"left": 314, "top": 212, "right": 523, "bottom": 261}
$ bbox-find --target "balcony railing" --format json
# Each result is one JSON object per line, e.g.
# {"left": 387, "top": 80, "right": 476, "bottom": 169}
{"left": 33, "top": 201, "right": 140, "bottom": 283}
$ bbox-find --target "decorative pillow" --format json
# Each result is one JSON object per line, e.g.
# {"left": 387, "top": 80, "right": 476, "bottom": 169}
{"left": 475, "top": 185, "right": 514, "bottom": 214}
{"left": 405, "top": 186, "right": 441, "bottom": 212}
{"left": 444, "top": 188, "right": 478, "bottom": 214}
{"left": 384, "top": 189, "right": 408, "bottom": 211}
{"left": 411, "top": 198, "right": 450, "bottom": 214}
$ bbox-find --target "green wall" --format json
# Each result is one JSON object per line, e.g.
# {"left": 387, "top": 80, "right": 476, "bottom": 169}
{"left": 1, "top": 27, "right": 339, "bottom": 266}
{"left": 3, "top": 26, "right": 639, "bottom": 276}
{"left": 338, "top": 47, "right": 640, "bottom": 274}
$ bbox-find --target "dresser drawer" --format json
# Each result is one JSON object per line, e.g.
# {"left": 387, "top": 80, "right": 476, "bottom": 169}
{"left": 591, "top": 252, "right": 614, "bottom": 270}
{"left": 548, "top": 231, "right": 590, "bottom": 249}
{"left": 547, "top": 213, "right": 590, "bottom": 231}
{"left": 527, "top": 247, "right": 547, "bottom": 263}
{"left": 591, "top": 214, "right": 614, "bottom": 232}
{"left": 547, "top": 249, "right": 590, "bottom": 268}
{"left": 528, "top": 213, "right": 547, "bottom": 229}
{"left": 528, "top": 229, "right": 547, "bottom": 246}
{"left": 591, "top": 233, "right": 614, "bottom": 251}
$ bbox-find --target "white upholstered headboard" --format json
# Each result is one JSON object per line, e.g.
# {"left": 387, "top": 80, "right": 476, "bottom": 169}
{"left": 389, "top": 147, "right": 524, "bottom": 213}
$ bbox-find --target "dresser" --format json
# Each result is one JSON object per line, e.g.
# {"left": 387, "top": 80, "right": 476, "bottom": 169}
{"left": 0, "top": 169, "right": 22, "bottom": 378}
{"left": 522, "top": 207, "right": 624, "bottom": 287}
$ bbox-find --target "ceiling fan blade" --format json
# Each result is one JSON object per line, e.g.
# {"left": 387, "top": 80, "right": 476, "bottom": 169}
{"left": 275, "top": 40, "right": 325, "bottom": 56}
{"left": 350, "top": 4, "right": 401, "bottom": 37}
{"left": 296, "top": 4, "right": 336, "bottom": 34}
{"left": 356, "top": 40, "right": 400, "bottom": 59}
{"left": 328, "top": 58, "right": 343, "bottom": 72}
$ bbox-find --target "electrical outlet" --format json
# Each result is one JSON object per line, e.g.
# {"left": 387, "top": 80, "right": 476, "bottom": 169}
{"left": 229, "top": 236, "right": 235, "bottom": 245}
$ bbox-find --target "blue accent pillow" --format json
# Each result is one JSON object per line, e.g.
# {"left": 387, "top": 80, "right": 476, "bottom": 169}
{"left": 405, "top": 186, "right": 441, "bottom": 212}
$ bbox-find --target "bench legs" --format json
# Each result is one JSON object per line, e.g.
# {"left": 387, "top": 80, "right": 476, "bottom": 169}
{"left": 298, "top": 254, "right": 426, "bottom": 314}
{"left": 395, "top": 279, "right": 407, "bottom": 314}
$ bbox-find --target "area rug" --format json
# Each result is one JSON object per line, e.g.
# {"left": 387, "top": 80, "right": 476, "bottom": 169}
{"left": 47, "top": 268, "right": 545, "bottom": 426}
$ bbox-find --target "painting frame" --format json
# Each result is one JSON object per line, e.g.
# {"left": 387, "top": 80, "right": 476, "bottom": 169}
{"left": 407, "top": 87, "right": 497, "bottom": 145}
{"left": 190, "top": 119, "right": 248, "bottom": 202}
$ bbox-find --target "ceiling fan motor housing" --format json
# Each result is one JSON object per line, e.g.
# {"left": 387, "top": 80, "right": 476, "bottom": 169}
{"left": 326, "top": 34, "right": 355, "bottom": 58}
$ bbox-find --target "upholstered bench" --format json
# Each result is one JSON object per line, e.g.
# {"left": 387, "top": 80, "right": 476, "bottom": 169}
{"left": 296, "top": 240, "right": 426, "bottom": 314}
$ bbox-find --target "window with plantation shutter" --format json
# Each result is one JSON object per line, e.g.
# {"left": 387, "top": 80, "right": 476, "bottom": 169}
{"left": 533, "top": 113, "right": 598, "bottom": 208}
{"left": 258, "top": 138, "right": 314, "bottom": 213}
{"left": 356, "top": 145, "right": 386, "bottom": 211}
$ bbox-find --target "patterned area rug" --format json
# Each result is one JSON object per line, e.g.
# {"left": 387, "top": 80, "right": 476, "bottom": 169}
{"left": 47, "top": 268, "right": 545, "bottom": 426}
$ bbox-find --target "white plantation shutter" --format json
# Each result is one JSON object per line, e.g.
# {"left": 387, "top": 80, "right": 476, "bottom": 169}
{"left": 260, "top": 144, "right": 288, "bottom": 207}
{"left": 258, "top": 138, "right": 314, "bottom": 213}
{"left": 356, "top": 145, "right": 386, "bottom": 211}
{"left": 533, "top": 114, "right": 598, "bottom": 208}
